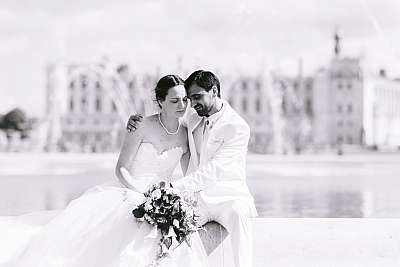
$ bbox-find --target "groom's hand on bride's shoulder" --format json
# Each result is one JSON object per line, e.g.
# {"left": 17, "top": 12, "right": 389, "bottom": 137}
{"left": 126, "top": 114, "right": 143, "bottom": 133}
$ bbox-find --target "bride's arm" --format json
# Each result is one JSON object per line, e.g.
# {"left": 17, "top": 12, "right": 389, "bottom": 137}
{"left": 115, "top": 122, "right": 144, "bottom": 192}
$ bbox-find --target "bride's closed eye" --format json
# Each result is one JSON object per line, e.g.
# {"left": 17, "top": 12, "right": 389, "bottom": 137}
{"left": 170, "top": 97, "right": 188, "bottom": 104}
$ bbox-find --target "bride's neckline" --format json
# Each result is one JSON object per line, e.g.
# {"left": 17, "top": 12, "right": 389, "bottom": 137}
{"left": 140, "top": 142, "right": 183, "bottom": 156}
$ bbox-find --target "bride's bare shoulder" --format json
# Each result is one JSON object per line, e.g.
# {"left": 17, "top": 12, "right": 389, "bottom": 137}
{"left": 139, "top": 114, "right": 159, "bottom": 131}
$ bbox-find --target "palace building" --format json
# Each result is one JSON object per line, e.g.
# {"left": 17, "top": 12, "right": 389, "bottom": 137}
{"left": 312, "top": 31, "right": 364, "bottom": 148}
{"left": 46, "top": 60, "right": 159, "bottom": 152}
{"left": 44, "top": 31, "right": 400, "bottom": 153}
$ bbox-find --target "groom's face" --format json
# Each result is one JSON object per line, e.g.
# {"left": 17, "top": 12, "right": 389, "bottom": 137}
{"left": 187, "top": 83, "right": 214, "bottom": 117}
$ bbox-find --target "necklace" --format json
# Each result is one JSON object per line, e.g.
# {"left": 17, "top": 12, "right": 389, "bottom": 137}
{"left": 158, "top": 113, "right": 180, "bottom": 135}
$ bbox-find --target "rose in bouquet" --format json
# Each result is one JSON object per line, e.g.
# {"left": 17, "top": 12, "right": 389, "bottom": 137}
{"left": 132, "top": 181, "right": 201, "bottom": 263}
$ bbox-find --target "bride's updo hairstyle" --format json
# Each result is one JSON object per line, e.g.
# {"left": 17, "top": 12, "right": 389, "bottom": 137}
{"left": 155, "top": 75, "right": 185, "bottom": 108}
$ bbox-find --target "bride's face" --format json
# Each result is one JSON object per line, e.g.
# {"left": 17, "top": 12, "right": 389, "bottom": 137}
{"left": 160, "top": 85, "right": 188, "bottom": 118}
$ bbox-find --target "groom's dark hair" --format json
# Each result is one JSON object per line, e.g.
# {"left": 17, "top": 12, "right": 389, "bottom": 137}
{"left": 185, "top": 70, "right": 221, "bottom": 97}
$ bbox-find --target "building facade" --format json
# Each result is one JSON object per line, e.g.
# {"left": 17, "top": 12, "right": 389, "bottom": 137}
{"left": 226, "top": 72, "right": 312, "bottom": 154}
{"left": 313, "top": 57, "right": 364, "bottom": 148}
{"left": 312, "top": 30, "right": 364, "bottom": 149}
{"left": 46, "top": 60, "right": 159, "bottom": 152}
{"left": 227, "top": 75, "right": 272, "bottom": 153}
{"left": 44, "top": 31, "right": 400, "bottom": 153}
{"left": 364, "top": 73, "right": 400, "bottom": 148}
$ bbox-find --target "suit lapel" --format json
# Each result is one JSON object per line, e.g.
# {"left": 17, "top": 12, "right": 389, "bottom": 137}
{"left": 186, "top": 101, "right": 229, "bottom": 169}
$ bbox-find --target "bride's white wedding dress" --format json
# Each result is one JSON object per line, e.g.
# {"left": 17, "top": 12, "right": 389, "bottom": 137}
{"left": 1, "top": 143, "right": 209, "bottom": 267}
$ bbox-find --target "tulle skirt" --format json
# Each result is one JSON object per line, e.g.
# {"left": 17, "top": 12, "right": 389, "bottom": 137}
{"left": 0, "top": 182, "right": 209, "bottom": 267}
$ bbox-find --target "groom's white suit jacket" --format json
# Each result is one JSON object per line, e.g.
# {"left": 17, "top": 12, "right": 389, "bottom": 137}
{"left": 176, "top": 100, "right": 258, "bottom": 217}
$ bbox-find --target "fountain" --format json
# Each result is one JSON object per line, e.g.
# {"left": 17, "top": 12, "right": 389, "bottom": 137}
{"left": 44, "top": 58, "right": 157, "bottom": 152}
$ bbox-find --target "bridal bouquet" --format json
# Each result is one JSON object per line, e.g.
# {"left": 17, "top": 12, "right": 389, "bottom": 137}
{"left": 132, "top": 181, "right": 201, "bottom": 263}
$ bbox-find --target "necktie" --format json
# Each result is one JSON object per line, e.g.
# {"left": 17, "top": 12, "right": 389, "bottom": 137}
{"left": 203, "top": 120, "right": 209, "bottom": 138}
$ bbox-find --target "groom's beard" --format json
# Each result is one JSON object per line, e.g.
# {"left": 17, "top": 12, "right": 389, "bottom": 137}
{"left": 194, "top": 104, "right": 212, "bottom": 117}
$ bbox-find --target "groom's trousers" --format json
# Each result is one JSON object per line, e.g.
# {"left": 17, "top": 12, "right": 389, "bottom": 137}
{"left": 198, "top": 198, "right": 253, "bottom": 267}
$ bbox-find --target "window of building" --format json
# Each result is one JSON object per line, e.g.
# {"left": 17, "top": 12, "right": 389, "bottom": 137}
{"left": 347, "top": 121, "right": 353, "bottom": 127}
{"left": 336, "top": 72, "right": 343, "bottom": 78}
{"left": 96, "top": 133, "right": 102, "bottom": 142}
{"left": 337, "top": 120, "right": 343, "bottom": 127}
{"left": 69, "top": 98, "right": 74, "bottom": 112}
{"left": 128, "top": 80, "right": 135, "bottom": 89}
{"left": 337, "top": 104, "right": 342, "bottom": 113}
{"left": 69, "top": 80, "right": 75, "bottom": 89}
{"left": 282, "top": 98, "right": 287, "bottom": 114}
{"left": 81, "top": 76, "right": 88, "bottom": 89}
{"left": 306, "top": 99, "right": 312, "bottom": 116}
{"left": 293, "top": 82, "right": 298, "bottom": 91}
{"left": 96, "top": 97, "right": 102, "bottom": 112}
{"left": 112, "top": 102, "right": 117, "bottom": 112}
{"left": 242, "top": 81, "right": 247, "bottom": 91}
{"left": 347, "top": 83, "right": 352, "bottom": 90}
{"left": 347, "top": 136, "right": 353, "bottom": 144}
{"left": 338, "top": 83, "right": 343, "bottom": 90}
{"left": 95, "top": 81, "right": 101, "bottom": 89}
{"left": 242, "top": 98, "right": 248, "bottom": 112}
{"left": 306, "top": 82, "right": 312, "bottom": 92}
{"left": 81, "top": 97, "right": 87, "bottom": 112}
{"left": 256, "top": 98, "right": 261, "bottom": 113}
{"left": 347, "top": 104, "right": 352, "bottom": 114}
{"left": 337, "top": 135, "right": 343, "bottom": 144}
{"left": 255, "top": 81, "right": 261, "bottom": 91}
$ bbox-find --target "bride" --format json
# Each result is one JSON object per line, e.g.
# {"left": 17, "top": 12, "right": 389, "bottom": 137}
{"left": 3, "top": 75, "right": 209, "bottom": 267}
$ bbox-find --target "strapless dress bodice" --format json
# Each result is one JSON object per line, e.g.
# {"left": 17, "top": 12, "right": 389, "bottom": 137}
{"left": 129, "top": 142, "right": 183, "bottom": 183}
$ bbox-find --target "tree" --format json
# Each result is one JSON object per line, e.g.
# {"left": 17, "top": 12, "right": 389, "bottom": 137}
{"left": 0, "top": 108, "right": 35, "bottom": 140}
{"left": 1, "top": 108, "right": 28, "bottom": 131}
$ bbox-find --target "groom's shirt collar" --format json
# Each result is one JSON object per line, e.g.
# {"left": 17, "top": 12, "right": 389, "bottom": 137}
{"left": 204, "top": 100, "right": 226, "bottom": 130}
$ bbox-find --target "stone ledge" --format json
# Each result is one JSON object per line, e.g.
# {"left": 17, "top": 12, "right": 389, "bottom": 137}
{"left": 198, "top": 221, "right": 228, "bottom": 255}
{"left": 2, "top": 215, "right": 400, "bottom": 266}
{"left": 253, "top": 218, "right": 400, "bottom": 267}
{"left": 194, "top": 218, "right": 400, "bottom": 266}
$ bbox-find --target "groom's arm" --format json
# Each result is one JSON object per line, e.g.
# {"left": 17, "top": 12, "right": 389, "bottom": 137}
{"left": 174, "top": 123, "right": 250, "bottom": 192}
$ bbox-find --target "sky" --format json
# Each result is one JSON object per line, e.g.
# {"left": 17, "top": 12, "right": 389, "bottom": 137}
{"left": 0, "top": 0, "right": 399, "bottom": 117}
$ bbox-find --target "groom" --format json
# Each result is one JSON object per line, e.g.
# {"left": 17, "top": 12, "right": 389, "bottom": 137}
{"left": 127, "top": 70, "right": 257, "bottom": 267}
